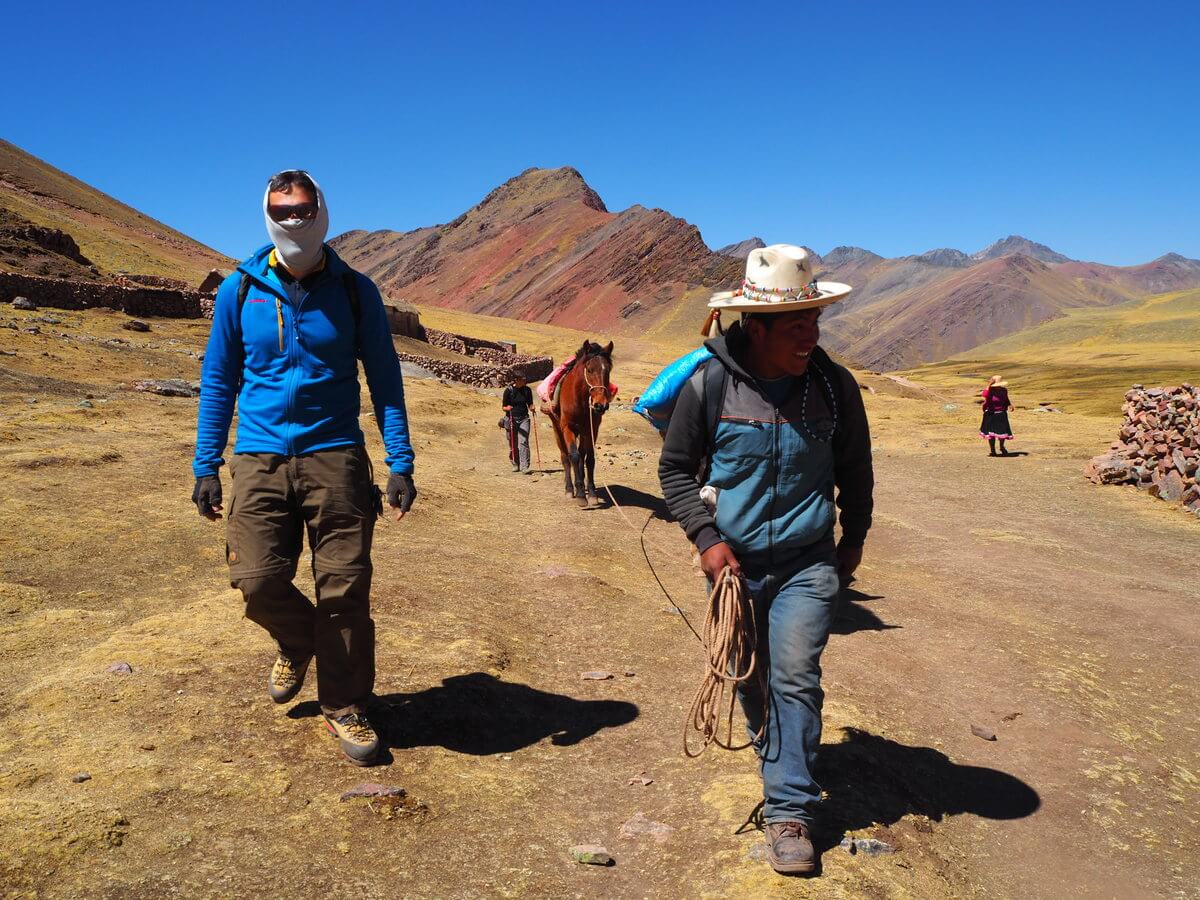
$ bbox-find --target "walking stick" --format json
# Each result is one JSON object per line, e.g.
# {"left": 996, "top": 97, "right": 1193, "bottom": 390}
{"left": 531, "top": 407, "right": 543, "bottom": 471}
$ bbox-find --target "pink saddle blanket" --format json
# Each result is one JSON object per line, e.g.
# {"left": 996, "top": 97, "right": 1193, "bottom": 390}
{"left": 536, "top": 355, "right": 619, "bottom": 405}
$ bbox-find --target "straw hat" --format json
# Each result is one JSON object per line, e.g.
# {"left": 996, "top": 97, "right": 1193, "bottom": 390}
{"left": 708, "top": 244, "right": 851, "bottom": 313}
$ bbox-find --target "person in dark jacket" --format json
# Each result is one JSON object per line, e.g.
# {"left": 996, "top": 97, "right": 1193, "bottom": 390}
{"left": 502, "top": 372, "right": 534, "bottom": 472}
{"left": 190, "top": 170, "right": 416, "bottom": 767}
{"left": 659, "top": 244, "right": 873, "bottom": 875}
{"left": 979, "top": 375, "right": 1015, "bottom": 455}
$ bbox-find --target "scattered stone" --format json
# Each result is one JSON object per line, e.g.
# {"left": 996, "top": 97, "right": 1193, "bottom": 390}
{"left": 139, "top": 742, "right": 156, "bottom": 751}
{"left": 619, "top": 812, "right": 674, "bottom": 843}
{"left": 77, "top": 400, "right": 94, "bottom": 409}
{"left": 31, "top": 315, "right": 62, "bottom": 325}
{"left": 133, "top": 379, "right": 199, "bottom": 398}
{"left": 71, "top": 772, "right": 91, "bottom": 783}
{"left": 627, "top": 774, "right": 654, "bottom": 786}
{"left": 107, "top": 662, "right": 133, "bottom": 675}
{"left": 340, "top": 782, "right": 406, "bottom": 801}
{"left": 581, "top": 671, "right": 614, "bottom": 681}
{"left": 623, "top": 670, "right": 636, "bottom": 677}
{"left": 941, "top": 403, "right": 958, "bottom": 412}
{"left": 22, "top": 326, "right": 41, "bottom": 335}
{"left": 839, "top": 837, "right": 896, "bottom": 856}
{"left": 12, "top": 296, "right": 36, "bottom": 310}
{"left": 971, "top": 724, "right": 997, "bottom": 741}
{"left": 122, "top": 319, "right": 151, "bottom": 333}
{"left": 0, "top": 349, "right": 14, "bottom": 356}
{"left": 1001, "top": 712, "right": 1022, "bottom": 722}
{"left": 569, "top": 844, "right": 614, "bottom": 866}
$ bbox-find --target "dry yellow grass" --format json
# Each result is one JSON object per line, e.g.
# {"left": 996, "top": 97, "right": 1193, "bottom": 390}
{"left": 901, "top": 288, "right": 1200, "bottom": 416}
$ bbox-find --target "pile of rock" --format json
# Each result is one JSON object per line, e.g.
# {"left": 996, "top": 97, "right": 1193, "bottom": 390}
{"left": 1085, "top": 384, "right": 1200, "bottom": 517}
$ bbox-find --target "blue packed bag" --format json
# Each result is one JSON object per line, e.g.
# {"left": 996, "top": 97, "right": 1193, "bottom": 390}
{"left": 632, "top": 346, "right": 714, "bottom": 431}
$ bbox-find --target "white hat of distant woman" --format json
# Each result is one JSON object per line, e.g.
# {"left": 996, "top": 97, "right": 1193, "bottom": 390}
{"left": 709, "top": 244, "right": 851, "bottom": 313}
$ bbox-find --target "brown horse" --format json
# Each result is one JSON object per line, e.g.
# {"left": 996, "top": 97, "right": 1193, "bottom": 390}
{"left": 545, "top": 340, "right": 613, "bottom": 507}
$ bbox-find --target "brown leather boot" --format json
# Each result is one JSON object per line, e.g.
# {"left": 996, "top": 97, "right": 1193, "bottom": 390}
{"left": 764, "top": 820, "right": 817, "bottom": 874}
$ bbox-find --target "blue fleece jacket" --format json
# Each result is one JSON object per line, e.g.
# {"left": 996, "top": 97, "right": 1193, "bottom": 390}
{"left": 192, "top": 244, "right": 414, "bottom": 477}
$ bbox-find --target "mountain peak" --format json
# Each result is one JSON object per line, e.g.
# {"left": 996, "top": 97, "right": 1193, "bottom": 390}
{"left": 477, "top": 166, "right": 607, "bottom": 214}
{"left": 716, "top": 237, "right": 766, "bottom": 258}
{"left": 822, "top": 246, "right": 880, "bottom": 268}
{"left": 972, "top": 235, "right": 1070, "bottom": 265}
{"left": 915, "top": 247, "right": 971, "bottom": 267}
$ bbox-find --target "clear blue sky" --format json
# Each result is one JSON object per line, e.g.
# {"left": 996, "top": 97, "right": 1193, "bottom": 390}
{"left": 6, "top": 0, "right": 1197, "bottom": 265}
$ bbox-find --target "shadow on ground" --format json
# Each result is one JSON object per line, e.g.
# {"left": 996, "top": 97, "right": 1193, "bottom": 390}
{"left": 289, "top": 672, "right": 639, "bottom": 755}
{"left": 596, "top": 483, "right": 670, "bottom": 516}
{"left": 740, "top": 726, "right": 1041, "bottom": 851}
{"left": 833, "top": 588, "right": 900, "bottom": 635}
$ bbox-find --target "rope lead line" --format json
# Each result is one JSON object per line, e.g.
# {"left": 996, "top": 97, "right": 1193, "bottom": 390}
{"left": 684, "top": 566, "right": 768, "bottom": 757}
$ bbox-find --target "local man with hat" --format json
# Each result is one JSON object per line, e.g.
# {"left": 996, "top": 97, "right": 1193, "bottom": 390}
{"left": 658, "top": 244, "right": 874, "bottom": 874}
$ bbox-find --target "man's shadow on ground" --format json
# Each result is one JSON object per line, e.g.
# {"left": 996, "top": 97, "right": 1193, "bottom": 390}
{"left": 289, "top": 672, "right": 639, "bottom": 757}
{"left": 739, "top": 727, "right": 1040, "bottom": 852}
{"left": 991, "top": 451, "right": 1030, "bottom": 458}
{"left": 833, "top": 588, "right": 899, "bottom": 635}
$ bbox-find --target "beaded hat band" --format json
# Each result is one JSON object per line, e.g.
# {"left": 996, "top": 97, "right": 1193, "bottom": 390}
{"left": 708, "top": 243, "right": 852, "bottom": 313}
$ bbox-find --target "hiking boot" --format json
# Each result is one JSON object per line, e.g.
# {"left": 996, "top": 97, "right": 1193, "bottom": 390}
{"left": 764, "top": 821, "right": 816, "bottom": 875}
{"left": 324, "top": 712, "right": 380, "bottom": 766}
{"left": 268, "top": 653, "right": 311, "bottom": 704}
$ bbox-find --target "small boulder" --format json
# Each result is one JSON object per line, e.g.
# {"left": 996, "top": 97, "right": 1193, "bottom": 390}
{"left": 569, "top": 844, "right": 614, "bottom": 866}
{"left": 581, "top": 671, "right": 614, "bottom": 681}
{"left": 71, "top": 772, "right": 91, "bottom": 783}
{"left": 971, "top": 724, "right": 997, "bottom": 741}
{"left": 12, "top": 296, "right": 36, "bottom": 310}
{"left": 122, "top": 319, "right": 151, "bottom": 333}
{"left": 107, "top": 662, "right": 133, "bottom": 675}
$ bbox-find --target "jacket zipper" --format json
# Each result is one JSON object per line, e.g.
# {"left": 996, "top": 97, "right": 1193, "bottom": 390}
{"left": 275, "top": 298, "right": 284, "bottom": 352}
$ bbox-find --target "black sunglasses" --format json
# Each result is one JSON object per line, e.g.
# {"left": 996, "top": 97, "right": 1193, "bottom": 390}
{"left": 268, "top": 202, "right": 319, "bottom": 222}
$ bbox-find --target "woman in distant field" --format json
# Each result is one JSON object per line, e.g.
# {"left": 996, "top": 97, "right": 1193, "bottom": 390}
{"left": 980, "top": 375, "right": 1015, "bottom": 455}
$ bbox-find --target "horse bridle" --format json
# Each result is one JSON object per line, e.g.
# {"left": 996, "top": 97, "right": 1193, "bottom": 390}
{"left": 582, "top": 354, "right": 611, "bottom": 407}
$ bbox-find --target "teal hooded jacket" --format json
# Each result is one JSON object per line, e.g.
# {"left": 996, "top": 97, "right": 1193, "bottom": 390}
{"left": 658, "top": 324, "right": 873, "bottom": 558}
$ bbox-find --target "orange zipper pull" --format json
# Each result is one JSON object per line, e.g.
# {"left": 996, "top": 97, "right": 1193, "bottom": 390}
{"left": 275, "top": 298, "right": 284, "bottom": 352}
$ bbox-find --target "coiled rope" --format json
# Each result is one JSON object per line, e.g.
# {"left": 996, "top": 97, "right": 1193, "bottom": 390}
{"left": 683, "top": 565, "right": 767, "bottom": 756}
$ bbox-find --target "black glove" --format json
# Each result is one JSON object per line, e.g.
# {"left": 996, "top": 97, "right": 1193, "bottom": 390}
{"left": 386, "top": 472, "right": 416, "bottom": 514}
{"left": 192, "top": 474, "right": 223, "bottom": 519}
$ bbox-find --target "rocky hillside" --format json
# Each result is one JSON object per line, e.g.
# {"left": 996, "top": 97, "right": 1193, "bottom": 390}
{"left": 816, "top": 236, "right": 1200, "bottom": 370}
{"left": 331, "top": 167, "right": 742, "bottom": 332}
{"left": 0, "top": 139, "right": 232, "bottom": 282}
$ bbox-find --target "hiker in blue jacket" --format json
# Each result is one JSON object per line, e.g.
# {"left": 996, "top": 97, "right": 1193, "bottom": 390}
{"left": 659, "top": 245, "right": 872, "bottom": 875}
{"left": 191, "top": 170, "right": 416, "bottom": 766}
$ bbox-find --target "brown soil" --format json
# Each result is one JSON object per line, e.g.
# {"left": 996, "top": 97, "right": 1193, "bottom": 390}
{"left": 0, "top": 306, "right": 1196, "bottom": 898}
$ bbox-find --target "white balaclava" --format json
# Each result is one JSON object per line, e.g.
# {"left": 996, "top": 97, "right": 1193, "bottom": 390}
{"left": 263, "top": 171, "right": 329, "bottom": 274}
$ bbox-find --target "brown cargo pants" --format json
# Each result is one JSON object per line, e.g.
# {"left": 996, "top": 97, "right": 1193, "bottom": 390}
{"left": 227, "top": 446, "right": 376, "bottom": 717}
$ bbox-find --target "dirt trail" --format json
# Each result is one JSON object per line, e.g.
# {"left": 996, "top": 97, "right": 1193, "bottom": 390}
{"left": 0, "top": 307, "right": 1196, "bottom": 898}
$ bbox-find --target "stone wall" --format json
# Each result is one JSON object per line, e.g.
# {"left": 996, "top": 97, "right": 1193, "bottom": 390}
{"left": 1085, "top": 384, "right": 1200, "bottom": 518}
{"left": 116, "top": 274, "right": 189, "bottom": 290}
{"left": 395, "top": 351, "right": 552, "bottom": 388}
{"left": 0, "top": 271, "right": 203, "bottom": 318}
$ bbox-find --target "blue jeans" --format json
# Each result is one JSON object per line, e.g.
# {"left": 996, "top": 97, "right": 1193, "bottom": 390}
{"left": 736, "top": 539, "right": 840, "bottom": 824}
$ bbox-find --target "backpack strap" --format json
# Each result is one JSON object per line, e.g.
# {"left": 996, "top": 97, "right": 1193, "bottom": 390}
{"left": 236, "top": 273, "right": 252, "bottom": 311}
{"left": 702, "top": 358, "right": 727, "bottom": 454}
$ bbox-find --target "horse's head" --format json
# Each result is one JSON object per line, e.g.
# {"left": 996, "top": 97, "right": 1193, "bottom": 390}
{"left": 578, "top": 340, "right": 614, "bottom": 415}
